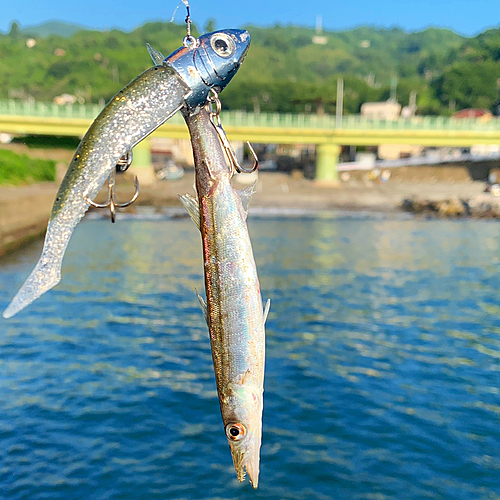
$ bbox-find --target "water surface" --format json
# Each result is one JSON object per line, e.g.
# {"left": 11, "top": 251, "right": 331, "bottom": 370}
{"left": 1, "top": 212, "right": 500, "bottom": 499}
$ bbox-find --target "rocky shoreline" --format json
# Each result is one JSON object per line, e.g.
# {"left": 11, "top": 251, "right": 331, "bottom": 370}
{"left": 401, "top": 193, "right": 500, "bottom": 218}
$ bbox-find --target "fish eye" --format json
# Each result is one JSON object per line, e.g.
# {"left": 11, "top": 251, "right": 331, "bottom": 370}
{"left": 225, "top": 423, "right": 246, "bottom": 441}
{"left": 210, "top": 34, "right": 235, "bottom": 58}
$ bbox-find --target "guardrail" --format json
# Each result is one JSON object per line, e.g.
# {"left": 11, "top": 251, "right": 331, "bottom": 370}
{"left": 2, "top": 99, "right": 500, "bottom": 131}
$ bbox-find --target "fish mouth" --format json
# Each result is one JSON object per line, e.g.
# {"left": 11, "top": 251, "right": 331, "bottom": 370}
{"left": 239, "top": 38, "right": 250, "bottom": 62}
{"left": 230, "top": 440, "right": 260, "bottom": 488}
{"left": 245, "top": 447, "right": 260, "bottom": 489}
{"left": 238, "top": 32, "right": 250, "bottom": 66}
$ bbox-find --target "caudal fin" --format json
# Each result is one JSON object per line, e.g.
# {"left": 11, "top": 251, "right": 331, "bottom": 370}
{"left": 1, "top": 213, "right": 76, "bottom": 319}
{"left": 2, "top": 255, "right": 61, "bottom": 318}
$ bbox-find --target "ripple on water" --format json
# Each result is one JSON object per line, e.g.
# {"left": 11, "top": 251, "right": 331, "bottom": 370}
{"left": 1, "top": 216, "right": 500, "bottom": 499}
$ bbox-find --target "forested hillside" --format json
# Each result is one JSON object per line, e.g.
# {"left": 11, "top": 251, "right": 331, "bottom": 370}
{"left": 1, "top": 20, "right": 499, "bottom": 115}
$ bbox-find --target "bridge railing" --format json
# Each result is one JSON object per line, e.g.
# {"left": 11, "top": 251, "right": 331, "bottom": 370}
{"left": 219, "top": 111, "right": 500, "bottom": 131}
{"left": 0, "top": 99, "right": 103, "bottom": 120}
{"left": 2, "top": 99, "right": 500, "bottom": 131}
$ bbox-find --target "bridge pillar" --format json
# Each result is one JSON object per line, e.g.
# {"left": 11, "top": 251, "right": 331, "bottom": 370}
{"left": 130, "top": 137, "right": 155, "bottom": 186}
{"left": 315, "top": 142, "right": 340, "bottom": 184}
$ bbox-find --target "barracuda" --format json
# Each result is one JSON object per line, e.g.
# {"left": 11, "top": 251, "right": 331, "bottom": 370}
{"left": 3, "top": 28, "right": 250, "bottom": 319}
{"left": 179, "top": 105, "right": 269, "bottom": 488}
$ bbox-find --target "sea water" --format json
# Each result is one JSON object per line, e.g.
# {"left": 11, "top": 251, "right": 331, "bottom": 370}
{"left": 1, "top": 211, "right": 500, "bottom": 499}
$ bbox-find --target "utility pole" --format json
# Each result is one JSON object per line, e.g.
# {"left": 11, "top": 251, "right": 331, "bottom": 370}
{"left": 336, "top": 77, "right": 344, "bottom": 128}
{"left": 390, "top": 77, "right": 398, "bottom": 102}
{"left": 316, "top": 14, "right": 323, "bottom": 35}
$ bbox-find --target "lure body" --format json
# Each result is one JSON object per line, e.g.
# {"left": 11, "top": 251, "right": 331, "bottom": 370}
{"left": 3, "top": 67, "right": 186, "bottom": 319}
{"left": 180, "top": 106, "right": 267, "bottom": 488}
{"left": 3, "top": 29, "right": 251, "bottom": 318}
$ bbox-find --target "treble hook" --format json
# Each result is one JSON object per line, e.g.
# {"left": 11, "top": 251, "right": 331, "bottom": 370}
{"left": 86, "top": 152, "right": 140, "bottom": 223}
{"left": 206, "top": 89, "right": 259, "bottom": 175}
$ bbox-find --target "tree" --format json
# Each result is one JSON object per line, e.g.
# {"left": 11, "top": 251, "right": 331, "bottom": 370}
{"left": 9, "top": 21, "right": 20, "bottom": 38}
{"left": 431, "top": 61, "right": 500, "bottom": 111}
{"left": 204, "top": 19, "right": 216, "bottom": 33}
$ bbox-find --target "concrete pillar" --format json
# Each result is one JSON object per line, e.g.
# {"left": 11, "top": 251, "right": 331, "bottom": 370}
{"left": 130, "top": 137, "right": 155, "bottom": 186}
{"left": 315, "top": 142, "right": 340, "bottom": 184}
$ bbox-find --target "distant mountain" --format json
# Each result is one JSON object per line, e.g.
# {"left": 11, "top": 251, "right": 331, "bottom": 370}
{"left": 21, "top": 21, "right": 87, "bottom": 38}
{"left": 0, "top": 19, "right": 498, "bottom": 114}
{"left": 243, "top": 25, "right": 464, "bottom": 83}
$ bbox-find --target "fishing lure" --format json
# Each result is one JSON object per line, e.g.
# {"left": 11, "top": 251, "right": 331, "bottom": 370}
{"left": 3, "top": 28, "right": 251, "bottom": 318}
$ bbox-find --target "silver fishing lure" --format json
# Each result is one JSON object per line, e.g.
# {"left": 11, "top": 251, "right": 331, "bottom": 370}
{"left": 3, "top": 28, "right": 251, "bottom": 318}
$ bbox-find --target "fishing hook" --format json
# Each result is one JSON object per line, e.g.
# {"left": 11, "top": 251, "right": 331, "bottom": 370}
{"left": 241, "top": 142, "right": 259, "bottom": 174}
{"left": 86, "top": 152, "right": 140, "bottom": 223}
{"left": 206, "top": 89, "right": 259, "bottom": 175}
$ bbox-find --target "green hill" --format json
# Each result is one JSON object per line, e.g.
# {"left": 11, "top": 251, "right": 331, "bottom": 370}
{"left": 430, "top": 27, "right": 500, "bottom": 112}
{"left": 1, "top": 20, "right": 498, "bottom": 115}
{"left": 21, "top": 21, "right": 87, "bottom": 38}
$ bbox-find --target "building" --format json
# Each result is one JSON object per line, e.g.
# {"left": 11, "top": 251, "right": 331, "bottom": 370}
{"left": 452, "top": 109, "right": 492, "bottom": 121}
{"left": 361, "top": 101, "right": 402, "bottom": 120}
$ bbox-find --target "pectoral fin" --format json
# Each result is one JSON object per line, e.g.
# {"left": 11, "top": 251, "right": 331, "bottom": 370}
{"left": 237, "top": 181, "right": 256, "bottom": 219}
{"left": 241, "top": 369, "right": 252, "bottom": 385}
{"left": 195, "top": 289, "right": 208, "bottom": 325}
{"left": 178, "top": 193, "right": 200, "bottom": 229}
{"left": 263, "top": 299, "right": 271, "bottom": 327}
{"left": 146, "top": 43, "right": 165, "bottom": 65}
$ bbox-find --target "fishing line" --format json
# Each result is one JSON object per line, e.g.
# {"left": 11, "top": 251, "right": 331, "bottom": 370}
{"left": 170, "top": 0, "right": 190, "bottom": 23}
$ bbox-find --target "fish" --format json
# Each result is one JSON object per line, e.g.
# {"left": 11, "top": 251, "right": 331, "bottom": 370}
{"left": 179, "top": 105, "right": 269, "bottom": 488}
{"left": 3, "top": 29, "right": 251, "bottom": 319}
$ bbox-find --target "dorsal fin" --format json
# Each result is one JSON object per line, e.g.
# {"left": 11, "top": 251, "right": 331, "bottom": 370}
{"left": 146, "top": 43, "right": 165, "bottom": 65}
{"left": 178, "top": 193, "right": 200, "bottom": 229}
{"left": 237, "top": 181, "right": 256, "bottom": 219}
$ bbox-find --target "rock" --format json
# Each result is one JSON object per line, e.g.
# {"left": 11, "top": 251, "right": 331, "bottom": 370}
{"left": 401, "top": 198, "right": 440, "bottom": 215}
{"left": 468, "top": 194, "right": 500, "bottom": 218}
{"left": 401, "top": 197, "right": 471, "bottom": 217}
{"left": 437, "top": 197, "right": 466, "bottom": 217}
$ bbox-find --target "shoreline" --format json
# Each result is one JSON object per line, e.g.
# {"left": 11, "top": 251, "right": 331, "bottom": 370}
{"left": 1, "top": 172, "right": 499, "bottom": 257}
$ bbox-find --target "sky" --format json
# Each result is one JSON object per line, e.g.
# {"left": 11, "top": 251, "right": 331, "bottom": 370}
{"left": 1, "top": 0, "right": 499, "bottom": 36}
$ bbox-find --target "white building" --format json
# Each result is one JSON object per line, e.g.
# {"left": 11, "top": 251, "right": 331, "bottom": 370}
{"left": 361, "top": 101, "right": 401, "bottom": 120}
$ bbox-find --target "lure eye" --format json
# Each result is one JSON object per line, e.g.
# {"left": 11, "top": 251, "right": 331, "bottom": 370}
{"left": 225, "top": 423, "right": 246, "bottom": 441}
{"left": 211, "top": 34, "right": 235, "bottom": 58}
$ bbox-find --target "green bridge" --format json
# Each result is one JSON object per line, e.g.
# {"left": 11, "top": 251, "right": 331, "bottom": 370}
{"left": 2, "top": 99, "right": 500, "bottom": 182}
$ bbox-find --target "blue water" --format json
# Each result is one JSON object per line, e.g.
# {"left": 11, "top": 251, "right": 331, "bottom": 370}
{"left": 1, "top": 211, "right": 500, "bottom": 499}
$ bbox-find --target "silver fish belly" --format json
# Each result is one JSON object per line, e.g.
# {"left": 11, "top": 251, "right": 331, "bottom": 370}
{"left": 180, "top": 107, "right": 268, "bottom": 488}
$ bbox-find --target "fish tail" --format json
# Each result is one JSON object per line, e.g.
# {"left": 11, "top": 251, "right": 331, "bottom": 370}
{"left": 2, "top": 217, "right": 72, "bottom": 318}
